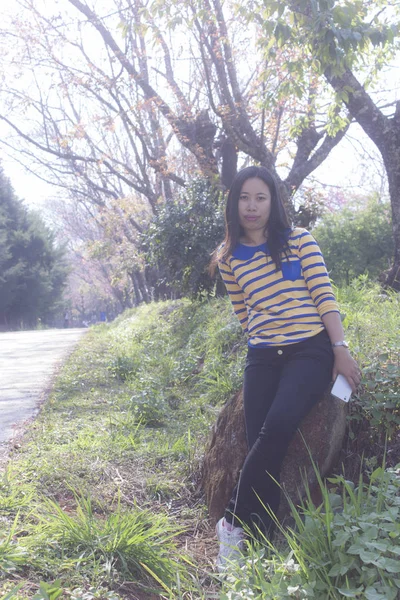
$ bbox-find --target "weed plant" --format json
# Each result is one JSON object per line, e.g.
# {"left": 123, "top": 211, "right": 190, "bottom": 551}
{"left": 0, "top": 515, "right": 28, "bottom": 578}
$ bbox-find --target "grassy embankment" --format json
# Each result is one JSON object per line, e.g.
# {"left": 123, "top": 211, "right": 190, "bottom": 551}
{"left": 0, "top": 279, "right": 399, "bottom": 599}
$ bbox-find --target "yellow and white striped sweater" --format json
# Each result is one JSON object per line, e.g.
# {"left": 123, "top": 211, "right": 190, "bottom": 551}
{"left": 219, "top": 228, "right": 339, "bottom": 347}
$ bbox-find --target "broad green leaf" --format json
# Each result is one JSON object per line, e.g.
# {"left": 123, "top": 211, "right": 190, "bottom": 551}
{"left": 332, "top": 530, "right": 351, "bottom": 546}
{"left": 364, "top": 587, "right": 397, "bottom": 600}
{"left": 375, "top": 556, "right": 400, "bottom": 573}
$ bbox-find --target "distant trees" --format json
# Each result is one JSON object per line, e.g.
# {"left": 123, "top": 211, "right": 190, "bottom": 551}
{"left": 49, "top": 193, "right": 149, "bottom": 316}
{"left": 313, "top": 196, "right": 393, "bottom": 286}
{"left": 0, "top": 166, "right": 67, "bottom": 329}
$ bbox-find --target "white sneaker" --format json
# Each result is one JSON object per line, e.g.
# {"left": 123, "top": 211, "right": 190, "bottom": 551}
{"left": 216, "top": 517, "right": 245, "bottom": 572}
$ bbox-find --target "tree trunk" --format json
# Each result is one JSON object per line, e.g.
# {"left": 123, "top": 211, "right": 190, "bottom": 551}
{"left": 202, "top": 388, "right": 347, "bottom": 525}
{"left": 220, "top": 138, "right": 238, "bottom": 189}
{"left": 135, "top": 269, "right": 151, "bottom": 303}
{"left": 130, "top": 272, "right": 142, "bottom": 306}
{"left": 325, "top": 71, "right": 400, "bottom": 291}
{"left": 381, "top": 119, "right": 400, "bottom": 290}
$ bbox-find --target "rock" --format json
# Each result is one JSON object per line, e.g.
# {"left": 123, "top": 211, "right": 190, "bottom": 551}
{"left": 202, "top": 388, "right": 347, "bottom": 525}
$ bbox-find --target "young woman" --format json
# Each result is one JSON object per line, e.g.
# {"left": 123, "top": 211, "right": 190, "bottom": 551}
{"left": 210, "top": 166, "right": 360, "bottom": 570}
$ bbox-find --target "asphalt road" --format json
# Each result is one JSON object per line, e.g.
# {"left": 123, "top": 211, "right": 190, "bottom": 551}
{"left": 0, "top": 328, "right": 86, "bottom": 445}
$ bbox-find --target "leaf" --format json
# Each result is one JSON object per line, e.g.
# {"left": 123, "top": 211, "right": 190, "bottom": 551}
{"left": 328, "top": 563, "right": 342, "bottom": 576}
{"left": 360, "top": 548, "right": 380, "bottom": 564}
{"left": 364, "top": 541, "right": 388, "bottom": 552}
{"left": 347, "top": 542, "right": 364, "bottom": 555}
{"left": 364, "top": 587, "right": 393, "bottom": 600}
{"left": 332, "top": 530, "right": 351, "bottom": 546}
{"left": 375, "top": 556, "right": 400, "bottom": 573}
{"left": 336, "top": 586, "right": 364, "bottom": 597}
{"left": 328, "top": 563, "right": 351, "bottom": 576}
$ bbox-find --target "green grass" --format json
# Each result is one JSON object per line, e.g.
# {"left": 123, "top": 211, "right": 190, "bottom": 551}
{"left": 0, "top": 285, "right": 399, "bottom": 598}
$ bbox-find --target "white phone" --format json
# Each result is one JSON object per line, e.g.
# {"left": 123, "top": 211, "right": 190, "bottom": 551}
{"left": 331, "top": 374, "right": 352, "bottom": 403}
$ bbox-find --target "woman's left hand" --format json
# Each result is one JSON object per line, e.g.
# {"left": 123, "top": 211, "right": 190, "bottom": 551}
{"left": 332, "top": 347, "right": 361, "bottom": 392}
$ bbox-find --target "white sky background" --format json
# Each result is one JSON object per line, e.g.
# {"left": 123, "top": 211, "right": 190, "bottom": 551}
{"left": 0, "top": 0, "right": 399, "bottom": 209}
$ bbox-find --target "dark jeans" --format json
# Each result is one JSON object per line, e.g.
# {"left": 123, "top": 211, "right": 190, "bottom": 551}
{"left": 225, "top": 330, "right": 334, "bottom": 535}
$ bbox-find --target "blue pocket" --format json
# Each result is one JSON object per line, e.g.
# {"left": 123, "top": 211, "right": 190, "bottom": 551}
{"left": 281, "top": 259, "right": 302, "bottom": 281}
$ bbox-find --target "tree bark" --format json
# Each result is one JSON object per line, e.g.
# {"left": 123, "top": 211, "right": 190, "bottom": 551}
{"left": 220, "top": 138, "right": 238, "bottom": 189}
{"left": 326, "top": 72, "right": 400, "bottom": 290}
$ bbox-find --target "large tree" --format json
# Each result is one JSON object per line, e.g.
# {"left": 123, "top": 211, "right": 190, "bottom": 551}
{"left": 0, "top": 0, "right": 348, "bottom": 211}
{"left": 249, "top": 0, "right": 400, "bottom": 288}
{"left": 0, "top": 165, "right": 67, "bottom": 328}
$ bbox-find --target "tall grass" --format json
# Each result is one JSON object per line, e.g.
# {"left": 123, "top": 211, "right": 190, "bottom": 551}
{"left": 30, "top": 493, "right": 184, "bottom": 588}
{"left": 0, "top": 515, "right": 28, "bottom": 577}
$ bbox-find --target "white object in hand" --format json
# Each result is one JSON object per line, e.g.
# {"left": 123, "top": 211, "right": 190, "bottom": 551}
{"left": 331, "top": 374, "right": 352, "bottom": 403}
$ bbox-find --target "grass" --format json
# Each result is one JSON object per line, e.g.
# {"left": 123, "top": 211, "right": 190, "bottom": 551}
{"left": 0, "top": 282, "right": 399, "bottom": 598}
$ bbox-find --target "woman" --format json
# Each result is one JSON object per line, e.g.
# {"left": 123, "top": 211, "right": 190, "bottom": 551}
{"left": 210, "top": 166, "right": 360, "bottom": 570}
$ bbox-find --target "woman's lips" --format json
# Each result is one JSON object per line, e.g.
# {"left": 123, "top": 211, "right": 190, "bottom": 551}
{"left": 244, "top": 215, "right": 259, "bottom": 220}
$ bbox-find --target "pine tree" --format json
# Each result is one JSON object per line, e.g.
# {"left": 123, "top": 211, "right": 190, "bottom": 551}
{"left": 0, "top": 165, "right": 68, "bottom": 328}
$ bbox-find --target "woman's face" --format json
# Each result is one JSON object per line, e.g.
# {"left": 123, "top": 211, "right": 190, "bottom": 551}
{"left": 238, "top": 177, "right": 271, "bottom": 238}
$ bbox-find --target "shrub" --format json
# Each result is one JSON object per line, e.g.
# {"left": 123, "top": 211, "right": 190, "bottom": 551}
{"left": 313, "top": 196, "right": 393, "bottom": 286}
{"left": 144, "top": 179, "right": 225, "bottom": 298}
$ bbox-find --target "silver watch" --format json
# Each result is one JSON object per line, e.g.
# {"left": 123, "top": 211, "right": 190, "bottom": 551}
{"left": 332, "top": 340, "right": 349, "bottom": 348}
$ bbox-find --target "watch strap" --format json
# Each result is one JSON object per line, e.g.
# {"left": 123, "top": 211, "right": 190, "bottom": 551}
{"left": 332, "top": 341, "right": 349, "bottom": 348}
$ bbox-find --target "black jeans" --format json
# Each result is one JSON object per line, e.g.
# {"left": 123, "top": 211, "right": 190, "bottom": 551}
{"left": 225, "top": 330, "right": 334, "bottom": 535}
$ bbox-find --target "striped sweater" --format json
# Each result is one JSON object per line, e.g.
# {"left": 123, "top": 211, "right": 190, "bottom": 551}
{"left": 218, "top": 227, "right": 339, "bottom": 347}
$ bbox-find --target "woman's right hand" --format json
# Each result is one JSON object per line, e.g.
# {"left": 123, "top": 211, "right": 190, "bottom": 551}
{"left": 332, "top": 347, "right": 361, "bottom": 392}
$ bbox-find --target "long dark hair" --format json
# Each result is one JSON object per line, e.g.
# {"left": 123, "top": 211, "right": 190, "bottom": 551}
{"left": 210, "top": 166, "right": 291, "bottom": 273}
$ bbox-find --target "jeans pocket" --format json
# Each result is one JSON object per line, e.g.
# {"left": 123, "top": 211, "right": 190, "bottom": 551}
{"left": 281, "top": 259, "right": 302, "bottom": 281}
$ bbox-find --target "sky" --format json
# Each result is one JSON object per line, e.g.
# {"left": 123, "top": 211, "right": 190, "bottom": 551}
{"left": 0, "top": 0, "right": 399, "bottom": 210}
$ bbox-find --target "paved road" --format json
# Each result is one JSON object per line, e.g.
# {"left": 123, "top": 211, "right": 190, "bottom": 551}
{"left": 0, "top": 328, "right": 86, "bottom": 445}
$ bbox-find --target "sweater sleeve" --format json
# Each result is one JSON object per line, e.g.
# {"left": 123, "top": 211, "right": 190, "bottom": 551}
{"left": 218, "top": 259, "right": 249, "bottom": 333}
{"left": 298, "top": 230, "right": 340, "bottom": 318}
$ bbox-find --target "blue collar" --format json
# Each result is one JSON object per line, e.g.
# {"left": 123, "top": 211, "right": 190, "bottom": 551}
{"left": 231, "top": 242, "right": 269, "bottom": 260}
{"left": 231, "top": 228, "right": 292, "bottom": 260}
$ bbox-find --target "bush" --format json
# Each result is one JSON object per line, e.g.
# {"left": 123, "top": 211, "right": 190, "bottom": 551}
{"left": 333, "top": 279, "right": 400, "bottom": 465}
{"left": 144, "top": 179, "right": 225, "bottom": 298}
{"left": 313, "top": 196, "right": 393, "bottom": 285}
